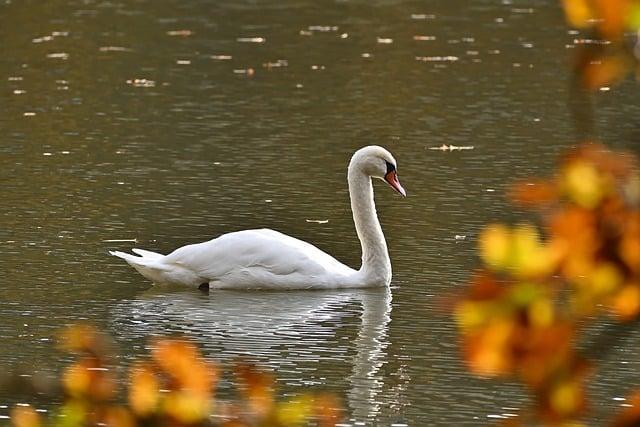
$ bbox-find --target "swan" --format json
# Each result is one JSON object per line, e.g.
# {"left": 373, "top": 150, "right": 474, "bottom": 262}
{"left": 109, "top": 145, "right": 406, "bottom": 290}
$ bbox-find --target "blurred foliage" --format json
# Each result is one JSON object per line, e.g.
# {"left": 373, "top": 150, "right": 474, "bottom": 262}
{"left": 561, "top": 0, "right": 640, "bottom": 90}
{"left": 9, "top": 325, "right": 341, "bottom": 427}
{"left": 456, "top": 144, "right": 640, "bottom": 426}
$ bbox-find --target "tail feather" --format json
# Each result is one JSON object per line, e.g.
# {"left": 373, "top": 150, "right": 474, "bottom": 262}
{"left": 109, "top": 250, "right": 166, "bottom": 269}
{"left": 109, "top": 250, "right": 141, "bottom": 264}
{"left": 109, "top": 249, "right": 203, "bottom": 287}
{"left": 131, "top": 248, "right": 164, "bottom": 259}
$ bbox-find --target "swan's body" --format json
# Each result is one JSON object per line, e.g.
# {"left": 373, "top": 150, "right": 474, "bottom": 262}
{"left": 110, "top": 145, "right": 405, "bottom": 290}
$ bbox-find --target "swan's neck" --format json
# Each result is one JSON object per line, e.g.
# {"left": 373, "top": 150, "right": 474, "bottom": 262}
{"left": 348, "top": 168, "right": 391, "bottom": 286}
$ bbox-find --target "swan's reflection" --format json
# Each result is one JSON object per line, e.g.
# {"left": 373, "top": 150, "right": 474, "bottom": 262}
{"left": 110, "top": 286, "right": 392, "bottom": 421}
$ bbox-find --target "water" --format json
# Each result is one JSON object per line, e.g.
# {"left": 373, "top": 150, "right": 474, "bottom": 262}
{"left": 1, "top": 0, "right": 639, "bottom": 425}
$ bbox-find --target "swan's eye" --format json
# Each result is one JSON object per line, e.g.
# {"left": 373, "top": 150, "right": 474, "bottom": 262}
{"left": 385, "top": 160, "right": 396, "bottom": 174}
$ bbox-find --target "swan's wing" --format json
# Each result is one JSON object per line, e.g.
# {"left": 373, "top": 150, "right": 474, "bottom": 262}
{"left": 163, "top": 229, "right": 354, "bottom": 280}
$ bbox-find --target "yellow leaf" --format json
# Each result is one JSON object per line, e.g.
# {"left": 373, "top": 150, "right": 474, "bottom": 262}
{"left": 480, "top": 224, "right": 511, "bottom": 269}
{"left": 163, "top": 392, "right": 210, "bottom": 424}
{"left": 528, "top": 298, "right": 555, "bottom": 328}
{"left": 62, "top": 363, "right": 91, "bottom": 397}
{"left": 455, "top": 301, "right": 488, "bottom": 330}
{"left": 467, "top": 320, "right": 514, "bottom": 376}
{"left": 550, "top": 380, "right": 582, "bottom": 416}
{"left": 627, "top": 2, "right": 640, "bottom": 29}
{"left": 563, "top": 161, "right": 604, "bottom": 208}
{"left": 277, "top": 396, "right": 314, "bottom": 426}
{"left": 511, "top": 224, "right": 547, "bottom": 276}
{"left": 562, "top": 0, "right": 596, "bottom": 28}
{"left": 590, "top": 263, "right": 623, "bottom": 296}
{"left": 129, "top": 363, "right": 159, "bottom": 416}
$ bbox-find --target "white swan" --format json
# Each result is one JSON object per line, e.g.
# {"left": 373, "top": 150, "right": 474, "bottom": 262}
{"left": 109, "top": 145, "right": 406, "bottom": 290}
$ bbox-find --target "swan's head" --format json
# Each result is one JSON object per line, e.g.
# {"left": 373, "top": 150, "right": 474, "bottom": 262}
{"left": 350, "top": 145, "right": 406, "bottom": 197}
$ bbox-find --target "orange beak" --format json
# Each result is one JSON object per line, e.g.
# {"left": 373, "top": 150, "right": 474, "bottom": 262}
{"left": 384, "top": 170, "right": 406, "bottom": 197}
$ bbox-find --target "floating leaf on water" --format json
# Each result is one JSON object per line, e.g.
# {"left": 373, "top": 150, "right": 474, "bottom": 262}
{"left": 263, "top": 59, "right": 288, "bottom": 69}
{"left": 429, "top": 144, "right": 474, "bottom": 151}
{"left": 126, "top": 78, "right": 156, "bottom": 87}
{"left": 306, "top": 219, "right": 329, "bottom": 224}
{"left": 299, "top": 30, "right": 313, "bottom": 36}
{"left": 99, "top": 46, "right": 131, "bottom": 52}
{"left": 166, "top": 29, "right": 193, "bottom": 36}
{"left": 512, "top": 8, "right": 534, "bottom": 13}
{"left": 411, "top": 13, "right": 436, "bottom": 20}
{"left": 308, "top": 25, "right": 338, "bottom": 32}
{"left": 32, "top": 36, "right": 53, "bottom": 43}
{"left": 46, "top": 52, "right": 69, "bottom": 60}
{"left": 340, "top": 33, "right": 348, "bottom": 38}
{"left": 572, "top": 38, "right": 610, "bottom": 45}
{"left": 237, "top": 37, "right": 265, "bottom": 43}
{"left": 413, "top": 35, "right": 436, "bottom": 41}
{"left": 211, "top": 54, "right": 232, "bottom": 60}
{"left": 32, "top": 31, "right": 68, "bottom": 43}
{"left": 415, "top": 55, "right": 459, "bottom": 62}
{"left": 233, "top": 68, "right": 255, "bottom": 76}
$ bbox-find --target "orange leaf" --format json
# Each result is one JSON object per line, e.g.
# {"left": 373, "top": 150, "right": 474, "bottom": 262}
{"left": 129, "top": 363, "right": 160, "bottom": 416}
{"left": 10, "top": 406, "right": 40, "bottom": 427}
{"left": 609, "top": 283, "right": 640, "bottom": 321}
{"left": 509, "top": 180, "right": 558, "bottom": 206}
{"left": 593, "top": 0, "right": 631, "bottom": 39}
{"left": 562, "top": 0, "right": 596, "bottom": 28}
{"left": 582, "top": 55, "right": 630, "bottom": 90}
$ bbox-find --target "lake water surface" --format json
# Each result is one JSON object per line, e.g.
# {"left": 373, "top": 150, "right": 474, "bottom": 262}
{"left": 1, "top": 0, "right": 639, "bottom": 425}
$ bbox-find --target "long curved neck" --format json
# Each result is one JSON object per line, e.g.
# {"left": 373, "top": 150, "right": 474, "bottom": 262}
{"left": 348, "top": 166, "right": 391, "bottom": 285}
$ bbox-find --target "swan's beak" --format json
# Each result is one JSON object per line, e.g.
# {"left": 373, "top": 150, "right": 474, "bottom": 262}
{"left": 384, "top": 170, "right": 407, "bottom": 197}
